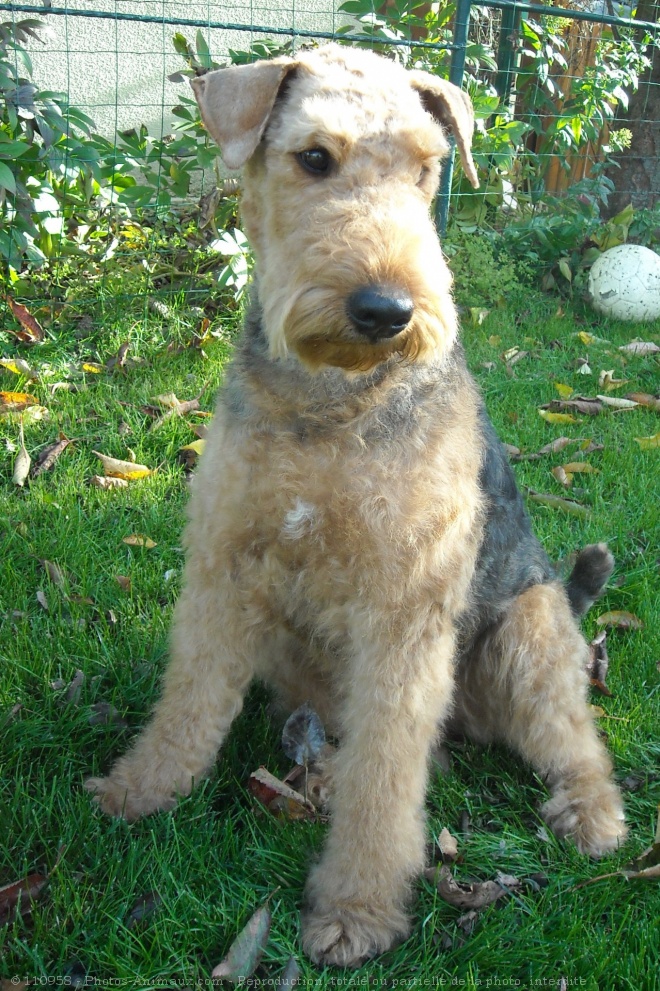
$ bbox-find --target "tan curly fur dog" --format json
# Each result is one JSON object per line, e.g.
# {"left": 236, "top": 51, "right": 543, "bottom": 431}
{"left": 87, "top": 45, "right": 626, "bottom": 968}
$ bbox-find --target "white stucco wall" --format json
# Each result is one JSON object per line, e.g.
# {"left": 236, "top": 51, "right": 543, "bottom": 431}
{"left": 14, "top": 0, "right": 348, "bottom": 136}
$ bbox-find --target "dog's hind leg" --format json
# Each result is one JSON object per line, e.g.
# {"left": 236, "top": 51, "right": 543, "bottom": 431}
{"left": 453, "top": 582, "right": 626, "bottom": 857}
{"left": 85, "top": 559, "right": 256, "bottom": 820}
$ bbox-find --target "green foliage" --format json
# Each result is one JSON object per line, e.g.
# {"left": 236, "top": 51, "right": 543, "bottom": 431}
{"left": 0, "top": 18, "right": 100, "bottom": 267}
{"left": 443, "top": 228, "right": 530, "bottom": 307}
{"left": 516, "top": 18, "right": 651, "bottom": 157}
{"left": 0, "top": 22, "right": 254, "bottom": 307}
{"left": 338, "top": 0, "right": 655, "bottom": 275}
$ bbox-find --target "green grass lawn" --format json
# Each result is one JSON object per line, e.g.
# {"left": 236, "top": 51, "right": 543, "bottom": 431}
{"left": 1, "top": 286, "right": 659, "bottom": 990}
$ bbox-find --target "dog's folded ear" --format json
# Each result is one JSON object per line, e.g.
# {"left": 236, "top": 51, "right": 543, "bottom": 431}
{"left": 408, "top": 72, "right": 479, "bottom": 189}
{"left": 191, "top": 58, "right": 295, "bottom": 169}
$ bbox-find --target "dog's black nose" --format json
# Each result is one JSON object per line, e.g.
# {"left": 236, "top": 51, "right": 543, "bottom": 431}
{"left": 347, "top": 286, "right": 414, "bottom": 340}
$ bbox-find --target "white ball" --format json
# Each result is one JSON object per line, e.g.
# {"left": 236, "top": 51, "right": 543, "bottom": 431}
{"left": 588, "top": 244, "right": 660, "bottom": 322}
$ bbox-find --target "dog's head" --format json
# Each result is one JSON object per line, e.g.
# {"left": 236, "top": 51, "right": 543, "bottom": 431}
{"left": 192, "top": 44, "right": 479, "bottom": 373}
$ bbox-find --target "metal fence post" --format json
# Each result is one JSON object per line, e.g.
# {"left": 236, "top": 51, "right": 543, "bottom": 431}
{"left": 495, "top": 0, "right": 522, "bottom": 109}
{"left": 436, "top": 0, "right": 473, "bottom": 235}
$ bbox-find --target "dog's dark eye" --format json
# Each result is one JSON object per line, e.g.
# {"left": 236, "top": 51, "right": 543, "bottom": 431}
{"left": 298, "top": 148, "right": 332, "bottom": 175}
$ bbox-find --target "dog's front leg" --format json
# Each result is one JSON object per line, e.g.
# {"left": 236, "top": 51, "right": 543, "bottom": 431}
{"left": 302, "top": 619, "right": 455, "bottom": 968}
{"left": 85, "top": 563, "right": 255, "bottom": 820}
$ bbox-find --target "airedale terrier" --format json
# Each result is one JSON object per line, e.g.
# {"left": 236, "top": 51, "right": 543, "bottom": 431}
{"left": 87, "top": 44, "right": 626, "bottom": 967}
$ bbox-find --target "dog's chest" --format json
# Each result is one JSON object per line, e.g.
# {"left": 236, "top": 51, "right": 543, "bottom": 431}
{"left": 189, "top": 404, "right": 484, "bottom": 631}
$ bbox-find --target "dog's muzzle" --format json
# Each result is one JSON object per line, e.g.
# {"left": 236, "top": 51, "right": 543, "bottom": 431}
{"left": 347, "top": 285, "right": 414, "bottom": 341}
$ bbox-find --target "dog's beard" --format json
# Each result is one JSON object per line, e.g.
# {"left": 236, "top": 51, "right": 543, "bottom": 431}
{"left": 267, "top": 285, "right": 457, "bottom": 373}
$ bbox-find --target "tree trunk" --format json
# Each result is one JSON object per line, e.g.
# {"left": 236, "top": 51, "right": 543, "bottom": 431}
{"left": 605, "top": 0, "right": 660, "bottom": 217}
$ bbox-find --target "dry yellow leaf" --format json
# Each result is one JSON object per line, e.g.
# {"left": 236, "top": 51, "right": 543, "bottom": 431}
{"left": 82, "top": 362, "right": 104, "bottom": 374}
{"left": 123, "top": 534, "right": 157, "bottom": 549}
{"left": 93, "top": 450, "right": 153, "bottom": 480}
{"left": 635, "top": 432, "right": 660, "bottom": 450}
{"left": 598, "top": 370, "right": 629, "bottom": 392}
{"left": 578, "top": 331, "right": 595, "bottom": 346}
{"left": 180, "top": 439, "right": 206, "bottom": 456}
{"left": 0, "top": 357, "right": 35, "bottom": 378}
{"left": 554, "top": 382, "right": 574, "bottom": 399}
{"left": 538, "top": 410, "right": 578, "bottom": 424}
{"left": 562, "top": 462, "right": 598, "bottom": 473}
{"left": 0, "top": 391, "right": 38, "bottom": 412}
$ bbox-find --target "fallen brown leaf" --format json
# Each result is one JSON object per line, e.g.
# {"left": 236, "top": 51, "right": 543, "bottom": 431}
{"left": 32, "top": 435, "right": 73, "bottom": 476}
{"left": 115, "top": 575, "right": 132, "bottom": 592}
{"left": 5, "top": 294, "right": 45, "bottom": 343}
{"left": 178, "top": 439, "right": 206, "bottom": 470}
{"left": 437, "top": 827, "right": 459, "bottom": 863}
{"left": 89, "top": 701, "right": 128, "bottom": 728}
{"left": 539, "top": 436, "right": 574, "bottom": 455}
{"left": 626, "top": 392, "right": 660, "bottom": 411}
{"left": 551, "top": 465, "right": 572, "bottom": 488}
{"left": 12, "top": 419, "right": 30, "bottom": 487}
{"left": 573, "top": 809, "right": 660, "bottom": 890}
{"left": 248, "top": 766, "right": 315, "bottom": 820}
{"left": 65, "top": 669, "right": 85, "bottom": 704}
{"left": 425, "top": 865, "right": 521, "bottom": 910}
{"left": 276, "top": 956, "right": 302, "bottom": 987}
{"left": 126, "top": 890, "right": 162, "bottom": 929}
{"left": 36, "top": 589, "right": 49, "bottom": 611}
{"left": 39, "top": 559, "right": 66, "bottom": 586}
{"left": 541, "top": 398, "right": 603, "bottom": 416}
{"left": 595, "top": 611, "right": 644, "bottom": 630}
{"left": 0, "top": 873, "right": 48, "bottom": 923}
{"left": 89, "top": 475, "right": 129, "bottom": 490}
{"left": 587, "top": 630, "right": 611, "bottom": 696}
{"left": 211, "top": 901, "right": 273, "bottom": 982}
{"left": 105, "top": 341, "right": 131, "bottom": 372}
{"left": 502, "top": 443, "right": 521, "bottom": 459}
{"left": 619, "top": 342, "right": 660, "bottom": 356}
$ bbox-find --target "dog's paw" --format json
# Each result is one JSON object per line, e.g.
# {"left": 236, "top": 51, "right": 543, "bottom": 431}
{"left": 301, "top": 901, "right": 409, "bottom": 968}
{"left": 542, "top": 779, "right": 627, "bottom": 858}
{"left": 84, "top": 773, "right": 176, "bottom": 821}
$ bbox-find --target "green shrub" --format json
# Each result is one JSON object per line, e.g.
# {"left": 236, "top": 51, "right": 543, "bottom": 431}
{"left": 444, "top": 229, "right": 532, "bottom": 308}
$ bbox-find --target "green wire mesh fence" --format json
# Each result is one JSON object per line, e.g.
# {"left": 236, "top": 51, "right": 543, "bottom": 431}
{"left": 0, "top": 1, "right": 659, "bottom": 321}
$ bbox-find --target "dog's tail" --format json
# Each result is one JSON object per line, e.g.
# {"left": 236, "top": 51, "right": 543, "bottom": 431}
{"left": 565, "top": 542, "right": 615, "bottom": 617}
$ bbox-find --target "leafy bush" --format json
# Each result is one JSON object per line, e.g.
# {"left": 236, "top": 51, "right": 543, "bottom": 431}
{"left": 0, "top": 18, "right": 100, "bottom": 267}
{"left": 443, "top": 228, "right": 531, "bottom": 307}
{"left": 337, "top": 0, "right": 654, "bottom": 260}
